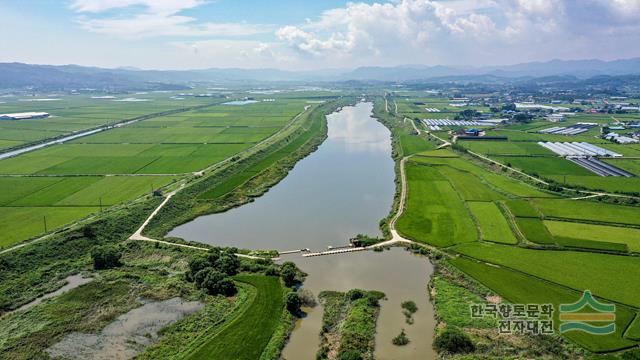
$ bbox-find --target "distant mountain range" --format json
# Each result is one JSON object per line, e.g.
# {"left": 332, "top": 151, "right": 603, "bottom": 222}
{"left": 2, "top": 58, "right": 640, "bottom": 90}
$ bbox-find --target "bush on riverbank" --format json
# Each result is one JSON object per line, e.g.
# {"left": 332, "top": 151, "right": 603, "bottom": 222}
{"left": 434, "top": 327, "right": 475, "bottom": 354}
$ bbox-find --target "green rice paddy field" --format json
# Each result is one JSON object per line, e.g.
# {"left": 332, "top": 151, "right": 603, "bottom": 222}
{"left": 390, "top": 115, "right": 640, "bottom": 352}
{"left": 185, "top": 275, "right": 285, "bottom": 360}
{"left": 0, "top": 94, "right": 310, "bottom": 248}
{"left": 0, "top": 93, "right": 215, "bottom": 150}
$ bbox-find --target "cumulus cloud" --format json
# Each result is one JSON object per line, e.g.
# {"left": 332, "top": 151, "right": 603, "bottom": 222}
{"left": 273, "top": 0, "right": 640, "bottom": 67}
{"left": 67, "top": 0, "right": 640, "bottom": 68}
{"left": 276, "top": 0, "right": 503, "bottom": 60}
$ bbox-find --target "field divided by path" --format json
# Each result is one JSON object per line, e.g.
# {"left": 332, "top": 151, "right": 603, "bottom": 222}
{"left": 450, "top": 256, "right": 637, "bottom": 352}
{"left": 0, "top": 175, "right": 176, "bottom": 247}
{"left": 0, "top": 96, "right": 310, "bottom": 247}
{"left": 380, "top": 96, "right": 640, "bottom": 352}
{"left": 0, "top": 94, "right": 215, "bottom": 150}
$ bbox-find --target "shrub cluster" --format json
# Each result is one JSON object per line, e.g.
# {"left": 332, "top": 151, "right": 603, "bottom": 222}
{"left": 91, "top": 245, "right": 122, "bottom": 270}
{"left": 434, "top": 327, "right": 475, "bottom": 354}
{"left": 187, "top": 249, "right": 239, "bottom": 296}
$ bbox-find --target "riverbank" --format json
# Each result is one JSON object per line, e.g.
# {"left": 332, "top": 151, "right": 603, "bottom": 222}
{"left": 145, "top": 98, "right": 353, "bottom": 243}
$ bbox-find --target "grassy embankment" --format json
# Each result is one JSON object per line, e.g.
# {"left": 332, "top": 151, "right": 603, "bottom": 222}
{"left": 183, "top": 275, "right": 286, "bottom": 360}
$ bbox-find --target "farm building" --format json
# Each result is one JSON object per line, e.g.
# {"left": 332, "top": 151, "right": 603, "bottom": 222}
{"left": 0, "top": 112, "right": 50, "bottom": 120}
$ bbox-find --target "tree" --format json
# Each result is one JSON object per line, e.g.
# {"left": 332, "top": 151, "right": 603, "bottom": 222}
{"left": 193, "top": 267, "right": 218, "bottom": 288}
{"left": 347, "top": 289, "right": 365, "bottom": 301}
{"left": 216, "top": 253, "right": 239, "bottom": 276}
{"left": 82, "top": 225, "right": 97, "bottom": 239}
{"left": 281, "top": 266, "right": 297, "bottom": 287}
{"left": 501, "top": 103, "right": 517, "bottom": 112}
{"left": 285, "top": 292, "right": 301, "bottom": 314}
{"left": 434, "top": 327, "right": 475, "bottom": 354}
{"left": 91, "top": 245, "right": 122, "bottom": 270}
{"left": 210, "top": 278, "right": 237, "bottom": 296}
{"left": 459, "top": 109, "right": 479, "bottom": 119}
{"left": 196, "top": 267, "right": 237, "bottom": 296}
{"left": 187, "top": 256, "right": 210, "bottom": 281}
{"left": 512, "top": 113, "right": 532, "bottom": 123}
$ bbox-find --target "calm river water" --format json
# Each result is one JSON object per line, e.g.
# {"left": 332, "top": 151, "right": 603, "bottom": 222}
{"left": 170, "top": 102, "right": 436, "bottom": 359}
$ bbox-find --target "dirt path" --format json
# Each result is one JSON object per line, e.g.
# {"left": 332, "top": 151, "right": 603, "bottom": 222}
{"left": 373, "top": 155, "right": 431, "bottom": 251}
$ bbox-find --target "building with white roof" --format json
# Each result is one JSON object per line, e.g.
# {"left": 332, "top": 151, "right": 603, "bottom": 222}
{"left": 0, "top": 112, "right": 50, "bottom": 120}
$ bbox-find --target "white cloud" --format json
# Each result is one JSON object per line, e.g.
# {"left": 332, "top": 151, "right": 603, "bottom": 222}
{"left": 276, "top": 0, "right": 503, "bottom": 59}
{"left": 594, "top": 0, "right": 640, "bottom": 19}
{"left": 78, "top": 15, "right": 270, "bottom": 38}
{"left": 70, "top": 0, "right": 203, "bottom": 14}
{"left": 71, "top": 0, "right": 271, "bottom": 39}
{"left": 58, "top": 0, "right": 640, "bottom": 69}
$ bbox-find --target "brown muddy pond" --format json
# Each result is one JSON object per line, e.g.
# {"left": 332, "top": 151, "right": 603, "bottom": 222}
{"left": 283, "top": 248, "right": 436, "bottom": 360}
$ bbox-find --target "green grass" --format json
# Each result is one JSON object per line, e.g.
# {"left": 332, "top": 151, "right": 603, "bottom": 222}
{"left": 547, "top": 175, "right": 640, "bottom": 194}
{"left": 198, "top": 105, "right": 324, "bottom": 200}
{"left": 399, "top": 132, "right": 436, "bottom": 156}
{"left": 515, "top": 217, "right": 557, "bottom": 244}
{"left": 396, "top": 162, "right": 477, "bottom": 247}
{"left": 0, "top": 206, "right": 99, "bottom": 247}
{"left": 55, "top": 176, "right": 176, "bottom": 206}
{"left": 414, "top": 151, "right": 554, "bottom": 198}
{"left": 493, "top": 156, "right": 593, "bottom": 176}
{"left": 604, "top": 160, "right": 640, "bottom": 176}
{"left": 505, "top": 199, "right": 541, "bottom": 218}
{"left": 533, "top": 199, "right": 640, "bottom": 226}
{"left": 185, "top": 275, "right": 284, "bottom": 360}
{"left": 0, "top": 177, "right": 64, "bottom": 205}
{"left": 449, "top": 256, "right": 637, "bottom": 352}
{"left": 459, "top": 140, "right": 555, "bottom": 156}
{"left": 338, "top": 294, "right": 381, "bottom": 360}
{"left": 481, "top": 172, "right": 556, "bottom": 198}
{"left": 468, "top": 202, "right": 518, "bottom": 244}
{"left": 0, "top": 175, "right": 175, "bottom": 247}
{"left": 437, "top": 166, "right": 505, "bottom": 202}
{"left": 432, "top": 276, "right": 497, "bottom": 329}
{"left": 544, "top": 220, "right": 640, "bottom": 253}
{"left": 452, "top": 242, "right": 640, "bottom": 309}
{"left": 625, "top": 314, "right": 640, "bottom": 341}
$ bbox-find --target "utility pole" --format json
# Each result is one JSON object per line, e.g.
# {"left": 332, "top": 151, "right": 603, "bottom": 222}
{"left": 99, "top": 197, "right": 103, "bottom": 212}
{"left": 43, "top": 216, "right": 47, "bottom": 233}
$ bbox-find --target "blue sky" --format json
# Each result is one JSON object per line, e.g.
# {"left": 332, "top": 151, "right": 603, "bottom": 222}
{"left": 1, "top": 0, "right": 639, "bottom": 70}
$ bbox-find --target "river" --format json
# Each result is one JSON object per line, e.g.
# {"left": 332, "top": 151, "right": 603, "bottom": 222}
{"left": 170, "top": 102, "right": 436, "bottom": 359}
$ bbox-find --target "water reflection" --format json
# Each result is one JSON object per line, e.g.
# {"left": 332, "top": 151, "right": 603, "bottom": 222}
{"left": 169, "top": 102, "right": 395, "bottom": 251}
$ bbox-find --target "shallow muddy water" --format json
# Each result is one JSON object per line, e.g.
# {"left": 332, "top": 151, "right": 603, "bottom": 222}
{"left": 47, "top": 297, "right": 203, "bottom": 360}
{"left": 283, "top": 248, "right": 436, "bottom": 360}
{"left": 15, "top": 274, "right": 92, "bottom": 313}
{"left": 170, "top": 102, "right": 436, "bottom": 359}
